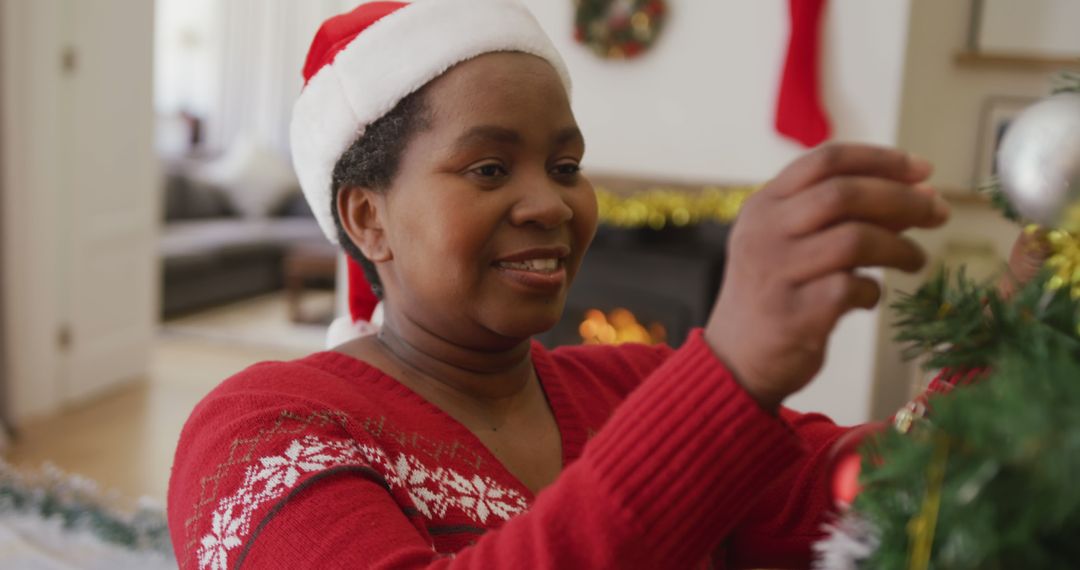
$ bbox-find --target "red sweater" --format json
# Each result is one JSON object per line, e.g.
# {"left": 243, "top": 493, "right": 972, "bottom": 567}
{"left": 167, "top": 330, "right": 955, "bottom": 569}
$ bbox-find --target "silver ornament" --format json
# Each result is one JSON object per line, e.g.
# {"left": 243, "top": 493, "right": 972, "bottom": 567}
{"left": 996, "top": 92, "right": 1080, "bottom": 228}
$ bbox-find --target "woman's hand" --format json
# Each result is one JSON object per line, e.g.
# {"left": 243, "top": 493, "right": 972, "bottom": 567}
{"left": 705, "top": 144, "right": 951, "bottom": 411}
{"left": 998, "top": 228, "right": 1052, "bottom": 299}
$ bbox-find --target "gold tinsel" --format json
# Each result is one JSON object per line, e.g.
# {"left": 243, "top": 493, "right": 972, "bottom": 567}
{"left": 1042, "top": 225, "right": 1080, "bottom": 299}
{"left": 595, "top": 186, "right": 759, "bottom": 230}
{"left": 906, "top": 435, "right": 949, "bottom": 570}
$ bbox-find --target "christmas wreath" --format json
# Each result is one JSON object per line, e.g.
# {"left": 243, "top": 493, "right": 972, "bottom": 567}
{"left": 574, "top": 0, "right": 667, "bottom": 59}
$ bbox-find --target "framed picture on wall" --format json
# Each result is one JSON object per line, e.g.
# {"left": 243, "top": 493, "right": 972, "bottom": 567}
{"left": 972, "top": 0, "right": 1080, "bottom": 58}
{"left": 973, "top": 96, "right": 1035, "bottom": 188}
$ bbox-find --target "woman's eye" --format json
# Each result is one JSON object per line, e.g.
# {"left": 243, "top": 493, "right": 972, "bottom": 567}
{"left": 551, "top": 163, "right": 581, "bottom": 177}
{"left": 471, "top": 163, "right": 508, "bottom": 178}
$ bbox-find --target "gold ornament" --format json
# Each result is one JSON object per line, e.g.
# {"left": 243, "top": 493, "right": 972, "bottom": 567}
{"left": 893, "top": 401, "right": 927, "bottom": 435}
{"left": 595, "top": 186, "right": 759, "bottom": 229}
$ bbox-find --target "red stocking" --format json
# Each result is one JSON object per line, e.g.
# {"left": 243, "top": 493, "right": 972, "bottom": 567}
{"left": 775, "top": 0, "right": 831, "bottom": 148}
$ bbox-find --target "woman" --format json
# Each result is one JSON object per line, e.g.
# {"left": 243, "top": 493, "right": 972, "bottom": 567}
{"left": 167, "top": 1, "right": 1042, "bottom": 568}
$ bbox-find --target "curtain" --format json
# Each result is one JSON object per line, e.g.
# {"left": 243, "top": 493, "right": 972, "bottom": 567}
{"left": 212, "top": 0, "right": 353, "bottom": 158}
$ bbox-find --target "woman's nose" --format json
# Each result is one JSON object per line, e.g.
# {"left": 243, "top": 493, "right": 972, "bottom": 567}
{"left": 509, "top": 180, "right": 574, "bottom": 230}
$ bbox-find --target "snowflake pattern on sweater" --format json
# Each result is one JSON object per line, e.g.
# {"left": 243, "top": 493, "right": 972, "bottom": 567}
{"left": 196, "top": 431, "right": 527, "bottom": 570}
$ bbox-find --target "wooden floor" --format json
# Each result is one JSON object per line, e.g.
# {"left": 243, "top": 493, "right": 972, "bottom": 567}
{"left": 4, "top": 297, "right": 321, "bottom": 504}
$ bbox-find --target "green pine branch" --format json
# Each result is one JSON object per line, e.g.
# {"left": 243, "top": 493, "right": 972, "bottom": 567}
{"left": 891, "top": 268, "right": 1080, "bottom": 371}
{"left": 1052, "top": 71, "right": 1080, "bottom": 95}
{"left": 977, "top": 179, "right": 1022, "bottom": 224}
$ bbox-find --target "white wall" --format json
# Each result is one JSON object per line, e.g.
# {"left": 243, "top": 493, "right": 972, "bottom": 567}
{"left": 979, "top": 0, "right": 1080, "bottom": 57}
{"left": 523, "top": 0, "right": 913, "bottom": 425}
{"left": 522, "top": 0, "right": 911, "bottom": 185}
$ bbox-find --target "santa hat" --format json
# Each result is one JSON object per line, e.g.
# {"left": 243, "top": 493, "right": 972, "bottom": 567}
{"left": 290, "top": 0, "right": 572, "bottom": 346}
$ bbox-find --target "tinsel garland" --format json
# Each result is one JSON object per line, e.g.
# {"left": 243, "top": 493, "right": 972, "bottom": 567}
{"left": 1041, "top": 227, "right": 1080, "bottom": 300}
{"left": 814, "top": 513, "right": 880, "bottom": 570}
{"left": 595, "top": 186, "right": 758, "bottom": 229}
{"left": 0, "top": 459, "right": 173, "bottom": 559}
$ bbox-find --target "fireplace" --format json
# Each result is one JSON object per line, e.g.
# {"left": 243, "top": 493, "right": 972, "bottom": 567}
{"left": 578, "top": 307, "right": 668, "bottom": 346}
{"left": 539, "top": 221, "right": 731, "bottom": 349}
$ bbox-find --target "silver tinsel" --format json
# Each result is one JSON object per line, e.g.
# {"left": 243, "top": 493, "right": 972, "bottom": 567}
{"left": 813, "top": 513, "right": 879, "bottom": 570}
{"left": 996, "top": 92, "right": 1080, "bottom": 228}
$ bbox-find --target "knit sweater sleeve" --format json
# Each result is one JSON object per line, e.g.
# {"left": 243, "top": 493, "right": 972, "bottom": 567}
{"left": 177, "top": 330, "right": 804, "bottom": 569}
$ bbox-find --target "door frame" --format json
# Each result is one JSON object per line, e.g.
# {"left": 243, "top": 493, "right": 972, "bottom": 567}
{"left": 0, "top": 0, "right": 68, "bottom": 424}
{"left": 0, "top": 2, "right": 7, "bottom": 429}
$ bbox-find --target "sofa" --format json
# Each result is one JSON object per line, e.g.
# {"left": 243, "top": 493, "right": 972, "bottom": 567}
{"left": 159, "top": 145, "right": 328, "bottom": 318}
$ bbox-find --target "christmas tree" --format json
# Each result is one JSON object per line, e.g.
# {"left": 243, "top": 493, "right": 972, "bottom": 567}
{"left": 815, "top": 74, "right": 1080, "bottom": 569}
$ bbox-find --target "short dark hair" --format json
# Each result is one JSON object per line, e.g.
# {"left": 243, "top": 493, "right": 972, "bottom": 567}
{"left": 330, "top": 87, "right": 431, "bottom": 298}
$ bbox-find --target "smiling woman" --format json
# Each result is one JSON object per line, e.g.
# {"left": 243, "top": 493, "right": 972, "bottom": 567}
{"left": 330, "top": 57, "right": 594, "bottom": 335}
{"left": 165, "top": 2, "right": 1016, "bottom": 570}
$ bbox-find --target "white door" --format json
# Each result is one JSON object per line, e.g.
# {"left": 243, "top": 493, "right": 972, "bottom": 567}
{"left": 57, "top": 0, "right": 158, "bottom": 403}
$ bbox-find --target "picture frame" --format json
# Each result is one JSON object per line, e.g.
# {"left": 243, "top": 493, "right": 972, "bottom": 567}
{"left": 971, "top": 0, "right": 1080, "bottom": 59}
{"left": 972, "top": 96, "right": 1035, "bottom": 189}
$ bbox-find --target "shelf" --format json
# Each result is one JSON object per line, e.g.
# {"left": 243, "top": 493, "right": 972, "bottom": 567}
{"left": 955, "top": 50, "right": 1080, "bottom": 70}
{"left": 941, "top": 188, "right": 991, "bottom": 207}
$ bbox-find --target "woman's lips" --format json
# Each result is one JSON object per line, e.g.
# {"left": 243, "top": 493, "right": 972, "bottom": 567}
{"left": 495, "top": 258, "right": 560, "bottom": 272}
{"left": 493, "top": 258, "right": 567, "bottom": 292}
{"left": 492, "top": 246, "right": 571, "bottom": 293}
{"left": 493, "top": 245, "right": 571, "bottom": 264}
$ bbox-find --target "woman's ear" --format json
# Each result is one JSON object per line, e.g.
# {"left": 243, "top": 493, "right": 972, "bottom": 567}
{"left": 337, "top": 186, "right": 393, "bottom": 262}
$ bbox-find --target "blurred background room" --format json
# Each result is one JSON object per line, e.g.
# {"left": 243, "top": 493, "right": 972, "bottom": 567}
{"left": 0, "top": 0, "right": 1078, "bottom": 565}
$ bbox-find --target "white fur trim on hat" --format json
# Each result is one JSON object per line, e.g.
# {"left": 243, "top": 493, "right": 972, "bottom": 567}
{"left": 325, "top": 302, "right": 384, "bottom": 348}
{"left": 291, "top": 0, "right": 572, "bottom": 244}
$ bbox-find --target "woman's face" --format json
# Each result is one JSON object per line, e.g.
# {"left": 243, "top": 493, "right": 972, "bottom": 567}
{"left": 374, "top": 52, "right": 597, "bottom": 347}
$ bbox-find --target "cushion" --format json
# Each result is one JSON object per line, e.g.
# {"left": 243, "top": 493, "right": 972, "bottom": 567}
{"left": 271, "top": 191, "right": 314, "bottom": 218}
{"left": 195, "top": 136, "right": 300, "bottom": 219}
{"left": 162, "top": 174, "right": 234, "bottom": 221}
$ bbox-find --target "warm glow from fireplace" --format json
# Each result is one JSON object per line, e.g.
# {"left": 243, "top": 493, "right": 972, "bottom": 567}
{"left": 578, "top": 308, "right": 667, "bottom": 346}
